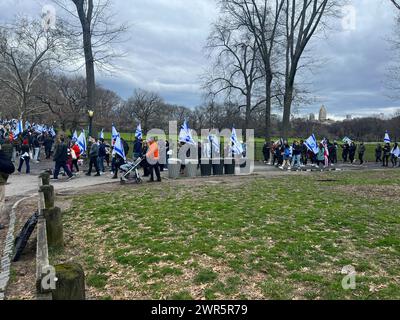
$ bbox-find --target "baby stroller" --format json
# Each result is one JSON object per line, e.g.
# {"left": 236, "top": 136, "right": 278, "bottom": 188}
{"left": 119, "top": 157, "right": 144, "bottom": 184}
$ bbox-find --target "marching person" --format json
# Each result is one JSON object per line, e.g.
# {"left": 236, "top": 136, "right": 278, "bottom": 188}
{"left": 262, "top": 140, "right": 270, "bottom": 164}
{"left": 358, "top": 142, "right": 366, "bottom": 165}
{"left": 382, "top": 142, "right": 391, "bottom": 167}
{"left": 146, "top": 137, "right": 161, "bottom": 182}
{"left": 391, "top": 142, "right": 399, "bottom": 167}
{"left": 98, "top": 138, "right": 107, "bottom": 174}
{"left": 375, "top": 144, "right": 382, "bottom": 163}
{"left": 279, "top": 141, "right": 292, "bottom": 170}
{"left": 86, "top": 137, "right": 101, "bottom": 177}
{"left": 17, "top": 138, "right": 31, "bottom": 174}
{"left": 71, "top": 140, "right": 81, "bottom": 173}
{"left": 52, "top": 136, "right": 74, "bottom": 181}
{"left": 349, "top": 142, "right": 357, "bottom": 164}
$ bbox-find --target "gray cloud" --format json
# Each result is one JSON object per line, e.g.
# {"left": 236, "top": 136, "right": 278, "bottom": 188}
{"left": 1, "top": 0, "right": 399, "bottom": 117}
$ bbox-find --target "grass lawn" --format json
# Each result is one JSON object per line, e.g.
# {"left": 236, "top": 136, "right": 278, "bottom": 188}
{"left": 53, "top": 170, "right": 400, "bottom": 300}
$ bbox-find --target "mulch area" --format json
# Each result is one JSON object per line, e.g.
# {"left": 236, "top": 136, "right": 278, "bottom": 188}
{"left": 4, "top": 198, "right": 38, "bottom": 300}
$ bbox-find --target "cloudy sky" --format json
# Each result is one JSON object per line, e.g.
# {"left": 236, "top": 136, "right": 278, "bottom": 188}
{"left": 0, "top": 0, "right": 399, "bottom": 119}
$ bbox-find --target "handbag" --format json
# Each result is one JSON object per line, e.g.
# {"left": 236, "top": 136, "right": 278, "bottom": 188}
{"left": 71, "top": 149, "right": 77, "bottom": 160}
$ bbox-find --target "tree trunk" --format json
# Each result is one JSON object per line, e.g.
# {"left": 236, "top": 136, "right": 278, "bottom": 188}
{"left": 245, "top": 93, "right": 252, "bottom": 139}
{"left": 282, "top": 85, "right": 293, "bottom": 140}
{"left": 83, "top": 25, "right": 96, "bottom": 111}
{"left": 264, "top": 77, "right": 272, "bottom": 143}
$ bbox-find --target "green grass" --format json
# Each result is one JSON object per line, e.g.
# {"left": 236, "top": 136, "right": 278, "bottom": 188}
{"left": 54, "top": 170, "right": 400, "bottom": 300}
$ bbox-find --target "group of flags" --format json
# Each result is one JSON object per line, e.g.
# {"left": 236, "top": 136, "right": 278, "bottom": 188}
{"left": 303, "top": 131, "right": 396, "bottom": 156}
{"left": 178, "top": 120, "right": 243, "bottom": 156}
{"left": 2, "top": 119, "right": 57, "bottom": 140}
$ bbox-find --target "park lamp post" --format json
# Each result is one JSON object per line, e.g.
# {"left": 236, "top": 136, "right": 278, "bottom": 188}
{"left": 88, "top": 110, "right": 94, "bottom": 138}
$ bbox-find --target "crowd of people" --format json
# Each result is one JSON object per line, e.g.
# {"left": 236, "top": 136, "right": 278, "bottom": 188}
{"left": 262, "top": 139, "right": 399, "bottom": 170}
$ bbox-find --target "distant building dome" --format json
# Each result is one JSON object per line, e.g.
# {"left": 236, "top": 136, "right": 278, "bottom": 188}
{"left": 319, "top": 105, "right": 327, "bottom": 122}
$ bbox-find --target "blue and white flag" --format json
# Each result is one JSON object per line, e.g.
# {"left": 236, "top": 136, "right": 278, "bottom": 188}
{"left": 99, "top": 129, "right": 104, "bottom": 140}
{"left": 209, "top": 134, "right": 220, "bottom": 154}
{"left": 33, "top": 124, "right": 45, "bottom": 134}
{"left": 231, "top": 127, "right": 244, "bottom": 155}
{"left": 112, "top": 125, "right": 119, "bottom": 140}
{"left": 392, "top": 146, "right": 400, "bottom": 158}
{"left": 179, "top": 120, "right": 196, "bottom": 145}
{"left": 113, "top": 135, "right": 126, "bottom": 160}
{"left": 135, "top": 124, "right": 143, "bottom": 140}
{"left": 304, "top": 134, "right": 319, "bottom": 154}
{"left": 342, "top": 136, "right": 352, "bottom": 144}
{"left": 13, "top": 119, "right": 23, "bottom": 139}
{"left": 384, "top": 131, "right": 391, "bottom": 144}
{"left": 72, "top": 130, "right": 78, "bottom": 141}
{"left": 25, "top": 121, "right": 31, "bottom": 130}
{"left": 49, "top": 126, "right": 56, "bottom": 137}
{"left": 77, "top": 130, "right": 87, "bottom": 153}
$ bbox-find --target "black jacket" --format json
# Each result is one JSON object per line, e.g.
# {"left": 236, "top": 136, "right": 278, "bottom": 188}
{"left": 0, "top": 149, "right": 15, "bottom": 175}
{"left": 53, "top": 143, "right": 68, "bottom": 163}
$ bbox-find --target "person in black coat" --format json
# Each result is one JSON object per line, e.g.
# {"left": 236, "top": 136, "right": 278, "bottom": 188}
{"left": 382, "top": 143, "right": 391, "bottom": 167}
{"left": 17, "top": 139, "right": 31, "bottom": 174}
{"left": 375, "top": 144, "right": 382, "bottom": 163}
{"left": 262, "top": 141, "right": 271, "bottom": 164}
{"left": 52, "top": 137, "right": 73, "bottom": 180}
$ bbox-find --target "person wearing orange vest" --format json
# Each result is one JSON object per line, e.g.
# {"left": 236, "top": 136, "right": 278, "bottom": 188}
{"left": 146, "top": 137, "right": 161, "bottom": 182}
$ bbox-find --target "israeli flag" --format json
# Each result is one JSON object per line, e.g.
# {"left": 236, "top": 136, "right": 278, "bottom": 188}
{"left": 179, "top": 120, "right": 196, "bottom": 145}
{"left": 112, "top": 124, "right": 120, "bottom": 141}
{"left": 13, "top": 119, "right": 23, "bottom": 139}
{"left": 49, "top": 126, "right": 56, "bottom": 137}
{"left": 77, "top": 130, "right": 87, "bottom": 153}
{"left": 304, "top": 134, "right": 319, "bottom": 154}
{"left": 100, "top": 129, "right": 104, "bottom": 140}
{"left": 72, "top": 130, "right": 78, "bottom": 141}
{"left": 391, "top": 146, "right": 400, "bottom": 158}
{"left": 113, "top": 135, "right": 126, "bottom": 160}
{"left": 34, "top": 124, "right": 45, "bottom": 134}
{"left": 25, "top": 121, "right": 31, "bottom": 130}
{"left": 209, "top": 134, "right": 220, "bottom": 154}
{"left": 231, "top": 127, "right": 244, "bottom": 155}
{"left": 384, "top": 131, "right": 391, "bottom": 144}
{"left": 342, "top": 136, "right": 352, "bottom": 144}
{"left": 135, "top": 124, "right": 143, "bottom": 140}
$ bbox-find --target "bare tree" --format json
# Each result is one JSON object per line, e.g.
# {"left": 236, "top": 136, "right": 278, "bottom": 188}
{"left": 390, "top": 0, "right": 400, "bottom": 10}
{"left": 281, "top": 0, "right": 335, "bottom": 139}
{"left": 220, "top": 0, "right": 285, "bottom": 142}
{"left": 53, "top": 0, "right": 128, "bottom": 118}
{"left": 35, "top": 75, "right": 87, "bottom": 131}
{"left": 124, "top": 89, "right": 164, "bottom": 133}
{"left": 0, "top": 18, "right": 65, "bottom": 118}
{"left": 205, "top": 20, "right": 266, "bottom": 132}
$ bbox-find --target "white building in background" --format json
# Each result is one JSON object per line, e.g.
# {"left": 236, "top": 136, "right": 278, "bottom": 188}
{"left": 319, "top": 105, "right": 327, "bottom": 122}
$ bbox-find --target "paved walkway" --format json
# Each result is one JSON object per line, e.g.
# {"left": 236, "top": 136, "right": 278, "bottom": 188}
{"left": 5, "top": 159, "right": 392, "bottom": 198}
